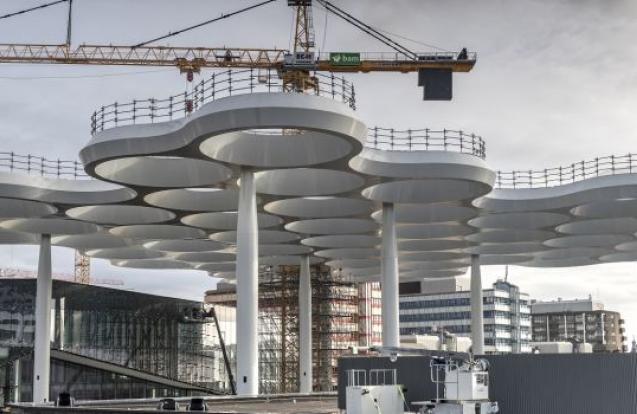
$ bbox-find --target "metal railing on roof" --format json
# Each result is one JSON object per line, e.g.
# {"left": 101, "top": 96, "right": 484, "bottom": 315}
{"left": 496, "top": 154, "right": 637, "bottom": 188}
{"left": 366, "top": 127, "right": 486, "bottom": 158}
{"left": 90, "top": 69, "right": 356, "bottom": 135}
{"left": 0, "top": 152, "right": 88, "bottom": 179}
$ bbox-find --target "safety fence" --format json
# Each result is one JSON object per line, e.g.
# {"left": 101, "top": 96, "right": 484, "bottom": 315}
{"left": 366, "top": 127, "right": 486, "bottom": 159}
{"left": 496, "top": 154, "right": 637, "bottom": 188}
{"left": 0, "top": 152, "right": 88, "bottom": 178}
{"left": 90, "top": 69, "right": 356, "bottom": 134}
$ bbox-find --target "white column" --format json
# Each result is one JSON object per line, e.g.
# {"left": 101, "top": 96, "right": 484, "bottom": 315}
{"left": 236, "top": 169, "right": 259, "bottom": 396}
{"left": 381, "top": 203, "right": 400, "bottom": 348}
{"left": 33, "top": 234, "right": 52, "bottom": 403}
{"left": 470, "top": 254, "right": 484, "bottom": 355}
{"left": 299, "top": 255, "right": 312, "bottom": 393}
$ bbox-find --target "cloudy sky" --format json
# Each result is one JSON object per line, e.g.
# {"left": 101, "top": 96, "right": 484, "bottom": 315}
{"left": 0, "top": 0, "right": 636, "bottom": 343}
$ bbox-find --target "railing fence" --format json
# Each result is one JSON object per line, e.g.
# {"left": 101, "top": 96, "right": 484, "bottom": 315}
{"left": 91, "top": 69, "right": 356, "bottom": 135}
{"left": 366, "top": 127, "right": 486, "bottom": 158}
{"left": 0, "top": 152, "right": 88, "bottom": 179}
{"left": 496, "top": 154, "right": 636, "bottom": 188}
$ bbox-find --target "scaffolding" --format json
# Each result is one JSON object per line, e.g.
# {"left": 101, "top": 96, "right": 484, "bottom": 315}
{"left": 205, "top": 264, "right": 365, "bottom": 393}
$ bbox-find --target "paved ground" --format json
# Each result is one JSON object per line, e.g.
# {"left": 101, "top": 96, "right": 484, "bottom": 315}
{"left": 9, "top": 394, "right": 340, "bottom": 413}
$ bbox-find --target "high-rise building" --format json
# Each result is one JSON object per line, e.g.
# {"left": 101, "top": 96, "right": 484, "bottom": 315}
{"left": 399, "top": 279, "right": 531, "bottom": 354}
{"left": 530, "top": 296, "right": 627, "bottom": 353}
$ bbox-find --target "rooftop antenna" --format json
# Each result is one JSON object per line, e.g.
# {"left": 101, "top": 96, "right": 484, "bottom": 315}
{"left": 504, "top": 265, "right": 509, "bottom": 282}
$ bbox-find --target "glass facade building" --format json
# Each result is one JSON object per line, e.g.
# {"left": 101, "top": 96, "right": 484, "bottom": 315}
{"left": 0, "top": 278, "right": 234, "bottom": 404}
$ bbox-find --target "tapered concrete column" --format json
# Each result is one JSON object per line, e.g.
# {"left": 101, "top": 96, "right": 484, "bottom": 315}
{"left": 236, "top": 169, "right": 259, "bottom": 395}
{"left": 381, "top": 203, "right": 400, "bottom": 347}
{"left": 299, "top": 255, "right": 312, "bottom": 393}
{"left": 33, "top": 234, "right": 52, "bottom": 403}
{"left": 470, "top": 254, "right": 484, "bottom": 355}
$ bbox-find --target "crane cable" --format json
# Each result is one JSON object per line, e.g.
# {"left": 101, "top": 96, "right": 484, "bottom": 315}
{"left": 133, "top": 0, "right": 278, "bottom": 48}
{"left": 0, "top": 0, "right": 68, "bottom": 21}
{"left": 315, "top": 0, "right": 418, "bottom": 60}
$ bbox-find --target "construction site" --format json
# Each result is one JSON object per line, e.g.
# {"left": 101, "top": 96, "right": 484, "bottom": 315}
{"left": 205, "top": 267, "right": 381, "bottom": 394}
{"left": 2, "top": 0, "right": 636, "bottom": 413}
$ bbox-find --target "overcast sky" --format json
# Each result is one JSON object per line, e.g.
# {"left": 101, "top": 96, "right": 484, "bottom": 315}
{"left": 0, "top": 0, "right": 636, "bottom": 344}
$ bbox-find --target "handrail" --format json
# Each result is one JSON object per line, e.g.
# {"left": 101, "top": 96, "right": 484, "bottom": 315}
{"left": 0, "top": 151, "right": 88, "bottom": 179}
{"left": 90, "top": 69, "right": 356, "bottom": 135}
{"left": 496, "top": 154, "right": 637, "bottom": 189}
{"left": 316, "top": 51, "right": 477, "bottom": 61}
{"left": 366, "top": 127, "right": 486, "bottom": 159}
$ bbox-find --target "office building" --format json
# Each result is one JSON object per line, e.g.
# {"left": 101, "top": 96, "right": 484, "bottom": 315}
{"left": 531, "top": 296, "right": 627, "bottom": 352}
{"left": 399, "top": 279, "right": 531, "bottom": 354}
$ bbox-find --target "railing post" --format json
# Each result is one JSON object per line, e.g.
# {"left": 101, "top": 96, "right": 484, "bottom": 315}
{"left": 100, "top": 106, "right": 105, "bottom": 131}
{"left": 331, "top": 73, "right": 335, "bottom": 99}
{"left": 57, "top": 159, "right": 61, "bottom": 177}
{"left": 132, "top": 100, "right": 136, "bottom": 123}
{"left": 529, "top": 170, "right": 532, "bottom": 188}
{"left": 630, "top": 154, "right": 633, "bottom": 174}
{"left": 572, "top": 163, "right": 575, "bottom": 183}
{"left": 595, "top": 157, "right": 599, "bottom": 176}
{"left": 459, "top": 130, "right": 464, "bottom": 153}
{"left": 390, "top": 128, "right": 395, "bottom": 150}
{"left": 407, "top": 129, "right": 412, "bottom": 150}
{"left": 512, "top": 171, "right": 516, "bottom": 189}
{"left": 544, "top": 169, "right": 548, "bottom": 187}
{"left": 425, "top": 128, "right": 429, "bottom": 150}
{"left": 212, "top": 72, "right": 217, "bottom": 99}
{"left": 341, "top": 76, "right": 345, "bottom": 102}
{"left": 27, "top": 154, "right": 31, "bottom": 175}
{"left": 250, "top": 68, "right": 254, "bottom": 93}
{"left": 611, "top": 155, "right": 615, "bottom": 174}
{"left": 443, "top": 128, "right": 448, "bottom": 150}
{"left": 228, "top": 69, "right": 233, "bottom": 96}
{"left": 150, "top": 98, "right": 156, "bottom": 123}
{"left": 471, "top": 133, "right": 476, "bottom": 155}
{"left": 350, "top": 84, "right": 356, "bottom": 110}
{"left": 581, "top": 160, "right": 585, "bottom": 179}
{"left": 9, "top": 152, "right": 13, "bottom": 172}
{"left": 200, "top": 79, "right": 205, "bottom": 106}
{"left": 373, "top": 127, "right": 378, "bottom": 148}
{"left": 559, "top": 166, "right": 563, "bottom": 185}
{"left": 184, "top": 91, "right": 190, "bottom": 115}
{"left": 114, "top": 102, "right": 118, "bottom": 126}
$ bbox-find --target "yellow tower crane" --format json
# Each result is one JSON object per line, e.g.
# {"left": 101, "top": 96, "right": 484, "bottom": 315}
{"left": 0, "top": 0, "right": 477, "bottom": 280}
{"left": 0, "top": 0, "right": 476, "bottom": 100}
